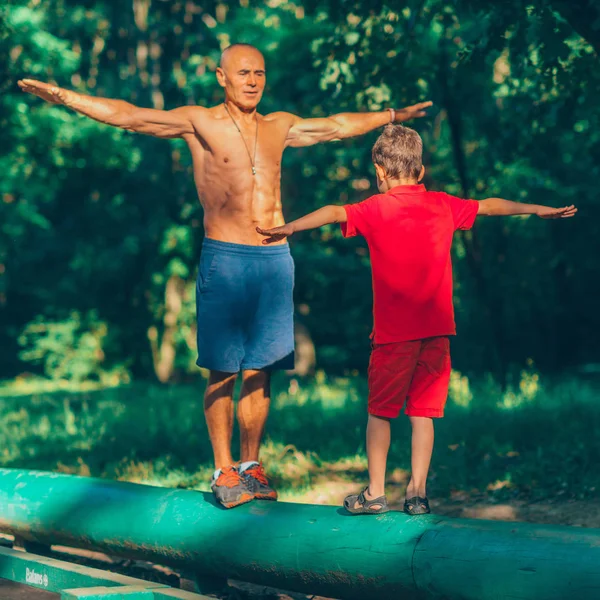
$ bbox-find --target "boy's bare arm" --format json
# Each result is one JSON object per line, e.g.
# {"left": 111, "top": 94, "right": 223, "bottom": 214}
{"left": 18, "top": 79, "right": 197, "bottom": 138}
{"left": 284, "top": 102, "right": 432, "bottom": 147}
{"left": 477, "top": 198, "right": 577, "bottom": 219}
{"left": 257, "top": 205, "right": 347, "bottom": 244}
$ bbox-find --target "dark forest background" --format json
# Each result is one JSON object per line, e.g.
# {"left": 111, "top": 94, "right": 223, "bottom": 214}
{"left": 1, "top": 0, "right": 598, "bottom": 386}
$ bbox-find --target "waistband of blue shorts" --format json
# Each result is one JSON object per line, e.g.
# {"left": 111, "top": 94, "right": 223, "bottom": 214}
{"left": 202, "top": 237, "right": 291, "bottom": 257}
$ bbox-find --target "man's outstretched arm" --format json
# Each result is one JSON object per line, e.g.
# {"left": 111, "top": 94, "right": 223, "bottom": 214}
{"left": 477, "top": 198, "right": 577, "bottom": 219}
{"left": 256, "top": 205, "right": 347, "bottom": 244}
{"left": 18, "top": 79, "right": 197, "bottom": 139}
{"left": 284, "top": 102, "right": 432, "bottom": 147}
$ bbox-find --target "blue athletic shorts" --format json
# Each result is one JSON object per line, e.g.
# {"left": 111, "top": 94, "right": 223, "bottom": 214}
{"left": 195, "top": 238, "right": 295, "bottom": 373}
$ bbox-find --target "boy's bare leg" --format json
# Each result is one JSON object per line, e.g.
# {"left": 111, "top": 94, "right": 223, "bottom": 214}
{"left": 351, "top": 414, "right": 390, "bottom": 509}
{"left": 238, "top": 369, "right": 271, "bottom": 463}
{"left": 204, "top": 370, "right": 237, "bottom": 469}
{"left": 406, "top": 416, "right": 434, "bottom": 498}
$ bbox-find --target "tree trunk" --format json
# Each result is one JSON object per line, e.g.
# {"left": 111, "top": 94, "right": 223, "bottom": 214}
{"left": 148, "top": 274, "right": 185, "bottom": 383}
{"left": 439, "top": 45, "right": 508, "bottom": 381}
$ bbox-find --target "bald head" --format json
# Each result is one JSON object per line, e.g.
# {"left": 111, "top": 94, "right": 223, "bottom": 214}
{"left": 220, "top": 44, "right": 264, "bottom": 70}
{"left": 216, "top": 43, "right": 266, "bottom": 111}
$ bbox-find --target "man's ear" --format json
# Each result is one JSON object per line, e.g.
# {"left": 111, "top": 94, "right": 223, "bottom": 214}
{"left": 418, "top": 165, "right": 425, "bottom": 182}
{"left": 374, "top": 163, "right": 387, "bottom": 181}
{"left": 216, "top": 67, "right": 226, "bottom": 88}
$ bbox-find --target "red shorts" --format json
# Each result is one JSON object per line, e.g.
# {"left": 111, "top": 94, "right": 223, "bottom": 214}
{"left": 367, "top": 336, "right": 451, "bottom": 419}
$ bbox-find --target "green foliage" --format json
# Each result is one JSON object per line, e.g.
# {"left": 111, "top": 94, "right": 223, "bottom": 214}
{"left": 0, "top": 373, "right": 598, "bottom": 503}
{"left": 18, "top": 311, "right": 129, "bottom": 385}
{"left": 0, "top": 0, "right": 598, "bottom": 380}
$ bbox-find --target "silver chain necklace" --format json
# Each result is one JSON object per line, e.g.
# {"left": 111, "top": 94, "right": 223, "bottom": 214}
{"left": 223, "top": 103, "right": 258, "bottom": 175}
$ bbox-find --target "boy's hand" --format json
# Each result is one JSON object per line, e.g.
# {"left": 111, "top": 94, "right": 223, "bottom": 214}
{"left": 256, "top": 224, "right": 295, "bottom": 245}
{"left": 536, "top": 205, "right": 578, "bottom": 219}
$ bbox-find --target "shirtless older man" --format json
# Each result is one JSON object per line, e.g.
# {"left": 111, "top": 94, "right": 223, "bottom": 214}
{"left": 19, "top": 43, "right": 431, "bottom": 508}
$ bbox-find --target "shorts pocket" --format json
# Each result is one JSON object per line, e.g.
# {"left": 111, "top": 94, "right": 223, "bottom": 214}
{"left": 370, "top": 341, "right": 420, "bottom": 372}
{"left": 198, "top": 250, "right": 219, "bottom": 292}
{"left": 419, "top": 337, "right": 451, "bottom": 376}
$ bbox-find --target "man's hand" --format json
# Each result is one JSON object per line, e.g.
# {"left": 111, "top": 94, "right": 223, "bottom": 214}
{"left": 394, "top": 101, "right": 433, "bottom": 122}
{"left": 18, "top": 79, "right": 75, "bottom": 106}
{"left": 536, "top": 205, "right": 578, "bottom": 219}
{"left": 256, "top": 225, "right": 295, "bottom": 245}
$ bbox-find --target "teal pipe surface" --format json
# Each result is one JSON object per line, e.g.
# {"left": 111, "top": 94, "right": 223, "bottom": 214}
{"left": 1, "top": 469, "right": 599, "bottom": 599}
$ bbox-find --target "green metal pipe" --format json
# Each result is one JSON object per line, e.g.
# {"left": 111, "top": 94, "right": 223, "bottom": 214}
{"left": 0, "top": 469, "right": 599, "bottom": 599}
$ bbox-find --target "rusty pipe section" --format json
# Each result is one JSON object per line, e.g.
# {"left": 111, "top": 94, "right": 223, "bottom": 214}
{"left": 1, "top": 469, "right": 600, "bottom": 600}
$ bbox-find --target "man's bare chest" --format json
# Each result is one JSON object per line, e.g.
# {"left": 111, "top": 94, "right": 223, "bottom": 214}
{"left": 196, "top": 118, "right": 287, "bottom": 166}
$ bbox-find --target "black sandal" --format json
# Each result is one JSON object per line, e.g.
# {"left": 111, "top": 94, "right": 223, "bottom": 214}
{"left": 404, "top": 496, "right": 430, "bottom": 515}
{"left": 344, "top": 487, "right": 389, "bottom": 515}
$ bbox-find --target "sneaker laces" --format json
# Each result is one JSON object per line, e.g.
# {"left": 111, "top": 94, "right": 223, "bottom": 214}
{"left": 245, "top": 463, "right": 269, "bottom": 486}
{"left": 215, "top": 467, "right": 243, "bottom": 488}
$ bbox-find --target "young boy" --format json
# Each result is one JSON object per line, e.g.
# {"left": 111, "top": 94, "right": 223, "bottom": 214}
{"left": 257, "top": 125, "right": 577, "bottom": 516}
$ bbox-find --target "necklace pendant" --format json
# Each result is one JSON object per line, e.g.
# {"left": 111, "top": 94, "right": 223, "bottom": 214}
{"left": 252, "top": 167, "right": 256, "bottom": 175}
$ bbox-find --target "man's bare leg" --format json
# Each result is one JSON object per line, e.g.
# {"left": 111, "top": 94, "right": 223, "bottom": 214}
{"left": 205, "top": 370, "right": 254, "bottom": 508}
{"left": 237, "top": 369, "right": 277, "bottom": 500}
{"left": 204, "top": 370, "right": 237, "bottom": 470}
{"left": 238, "top": 369, "right": 271, "bottom": 463}
{"left": 406, "top": 416, "right": 434, "bottom": 502}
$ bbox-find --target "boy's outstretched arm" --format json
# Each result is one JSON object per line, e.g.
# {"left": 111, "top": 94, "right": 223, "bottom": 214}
{"left": 477, "top": 198, "right": 577, "bottom": 219}
{"left": 256, "top": 205, "right": 347, "bottom": 244}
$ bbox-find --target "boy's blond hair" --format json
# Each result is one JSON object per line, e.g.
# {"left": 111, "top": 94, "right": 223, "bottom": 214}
{"left": 372, "top": 124, "right": 423, "bottom": 179}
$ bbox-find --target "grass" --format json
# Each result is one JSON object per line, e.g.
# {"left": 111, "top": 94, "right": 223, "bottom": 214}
{"left": 1, "top": 369, "right": 599, "bottom": 505}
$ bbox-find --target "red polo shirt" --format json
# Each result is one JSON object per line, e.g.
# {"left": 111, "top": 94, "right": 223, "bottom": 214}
{"left": 341, "top": 184, "right": 479, "bottom": 344}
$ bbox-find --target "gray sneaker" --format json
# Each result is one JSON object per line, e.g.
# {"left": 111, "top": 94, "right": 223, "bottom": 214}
{"left": 211, "top": 466, "right": 254, "bottom": 509}
{"left": 241, "top": 462, "right": 278, "bottom": 501}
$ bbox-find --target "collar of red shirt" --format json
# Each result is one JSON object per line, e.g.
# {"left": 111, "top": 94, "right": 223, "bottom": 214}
{"left": 388, "top": 184, "right": 426, "bottom": 193}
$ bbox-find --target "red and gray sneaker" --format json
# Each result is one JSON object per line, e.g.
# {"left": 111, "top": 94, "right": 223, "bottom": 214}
{"left": 211, "top": 466, "right": 254, "bottom": 509}
{"left": 240, "top": 462, "right": 278, "bottom": 501}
